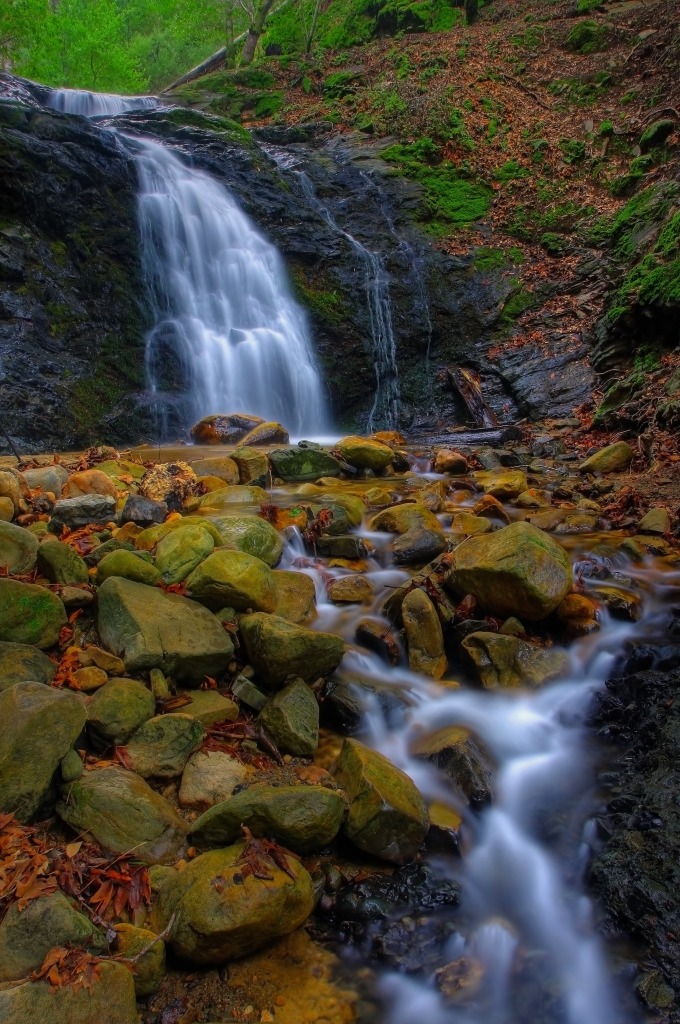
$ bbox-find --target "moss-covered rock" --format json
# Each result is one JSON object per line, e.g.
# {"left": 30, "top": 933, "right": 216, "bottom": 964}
{"left": 135, "top": 516, "right": 222, "bottom": 550}
{"left": 168, "top": 689, "right": 238, "bottom": 726}
{"left": 0, "top": 579, "right": 67, "bottom": 648}
{"left": 268, "top": 446, "right": 345, "bottom": 482}
{"left": 336, "top": 436, "right": 394, "bottom": 472}
{"left": 473, "top": 469, "right": 528, "bottom": 501}
{"left": 0, "top": 521, "right": 38, "bottom": 574}
{"left": 272, "top": 569, "right": 317, "bottom": 624}
{"left": 579, "top": 441, "right": 634, "bottom": 473}
{"left": 410, "top": 726, "right": 494, "bottom": 808}
{"left": 402, "top": 588, "right": 447, "bottom": 678}
{"left": 0, "top": 892, "right": 107, "bottom": 982}
{"left": 186, "top": 548, "right": 277, "bottom": 612}
{"left": 96, "top": 548, "right": 162, "bottom": 586}
{"left": 210, "top": 515, "right": 283, "bottom": 567}
{"left": 371, "top": 504, "right": 442, "bottom": 534}
{"left": 179, "top": 749, "right": 247, "bottom": 810}
{"left": 154, "top": 525, "right": 215, "bottom": 585}
{"left": 37, "top": 539, "right": 89, "bottom": 584}
{"left": 230, "top": 446, "right": 270, "bottom": 483}
{"left": 240, "top": 612, "right": 344, "bottom": 686}
{"left": 0, "top": 961, "right": 137, "bottom": 1024}
{"left": 197, "top": 485, "right": 269, "bottom": 509}
{"left": 258, "top": 678, "right": 319, "bottom": 756}
{"left": 462, "top": 631, "right": 570, "bottom": 688}
{"left": 119, "top": 714, "right": 204, "bottom": 777}
{"left": 189, "top": 455, "right": 240, "bottom": 484}
{"left": 240, "top": 421, "right": 290, "bottom": 445}
{"left": 114, "top": 923, "right": 166, "bottom": 997}
{"left": 0, "top": 640, "right": 55, "bottom": 692}
{"left": 87, "top": 677, "right": 155, "bottom": 745}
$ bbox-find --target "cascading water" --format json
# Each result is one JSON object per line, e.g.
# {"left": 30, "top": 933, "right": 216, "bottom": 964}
{"left": 47, "top": 88, "right": 157, "bottom": 116}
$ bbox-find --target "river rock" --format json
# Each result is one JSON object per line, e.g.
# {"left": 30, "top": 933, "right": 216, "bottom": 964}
{"left": 114, "top": 923, "right": 165, "bottom": 997}
{"left": 197, "top": 484, "right": 269, "bottom": 509}
{"left": 186, "top": 548, "right": 276, "bottom": 612}
{"left": 411, "top": 726, "right": 494, "bottom": 808}
{"left": 168, "top": 689, "right": 238, "bottom": 726}
{"left": 393, "top": 526, "right": 448, "bottom": 565}
{"left": 36, "top": 539, "right": 89, "bottom": 584}
{"left": 98, "top": 576, "right": 233, "bottom": 683}
{"left": 119, "top": 714, "right": 204, "bottom": 777}
{"left": 191, "top": 784, "right": 345, "bottom": 853}
{"left": 451, "top": 512, "right": 492, "bottom": 535}
{"left": 0, "top": 892, "right": 107, "bottom": 982}
{"left": 179, "top": 749, "right": 248, "bottom": 809}
{"left": 590, "top": 584, "right": 642, "bottom": 621}
{"left": 23, "top": 465, "right": 69, "bottom": 497}
{"left": 70, "top": 666, "right": 108, "bottom": 692}
{"left": 447, "top": 521, "right": 572, "bottom": 621}
{"left": 240, "top": 421, "right": 290, "bottom": 445}
{"left": 371, "top": 504, "right": 442, "bottom": 534}
{"left": 121, "top": 493, "right": 168, "bottom": 526}
{"left": 87, "top": 677, "right": 155, "bottom": 745}
{"left": 402, "top": 588, "right": 447, "bottom": 679}
{"left": 230, "top": 446, "right": 269, "bottom": 483}
{"left": 190, "top": 413, "right": 263, "bottom": 444}
{"left": 474, "top": 469, "right": 528, "bottom": 501}
{"left": 57, "top": 766, "right": 188, "bottom": 864}
{"left": 0, "top": 471, "right": 23, "bottom": 513}
{"left": 62, "top": 469, "right": 118, "bottom": 499}
{"left": 332, "top": 738, "right": 429, "bottom": 864}
{"left": 139, "top": 462, "right": 197, "bottom": 510}
{"left": 434, "top": 449, "right": 468, "bottom": 474}
{"left": 0, "top": 640, "right": 55, "bottom": 691}
{"left": 0, "top": 681, "right": 86, "bottom": 821}
{"left": 96, "top": 549, "right": 161, "bottom": 586}
{"left": 136, "top": 515, "right": 223, "bottom": 550}
{"left": 328, "top": 575, "right": 373, "bottom": 603}
{"left": 0, "top": 579, "right": 67, "bottom": 648}
{"left": 259, "top": 677, "right": 319, "bottom": 756}
{"left": 150, "top": 842, "right": 314, "bottom": 964}
{"left": 240, "top": 612, "right": 345, "bottom": 686}
{"left": 152, "top": 524, "right": 213, "bottom": 585}
{"left": 269, "top": 445, "right": 344, "bottom": 482}
{"left": 579, "top": 441, "right": 634, "bottom": 474}
{"left": 49, "top": 494, "right": 116, "bottom": 533}
{"left": 462, "top": 631, "right": 570, "bottom": 688}
{"left": 337, "top": 436, "right": 394, "bottom": 472}
{"left": 272, "top": 569, "right": 317, "bottom": 623}
{"left": 318, "top": 491, "right": 366, "bottom": 527}
{"left": 316, "top": 534, "right": 367, "bottom": 559}
{"left": 211, "top": 514, "right": 283, "bottom": 566}
{"left": 0, "top": 521, "right": 38, "bottom": 574}
{"left": 0, "top": 961, "right": 137, "bottom": 1024}
{"left": 0, "top": 497, "right": 13, "bottom": 522}
{"left": 637, "top": 508, "right": 671, "bottom": 535}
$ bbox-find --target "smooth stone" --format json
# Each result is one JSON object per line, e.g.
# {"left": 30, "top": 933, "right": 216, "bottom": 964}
{"left": 230, "top": 446, "right": 270, "bottom": 483}
{"left": 96, "top": 549, "right": 162, "bottom": 586}
{"left": 637, "top": 508, "right": 671, "bottom": 535}
{"left": 462, "top": 631, "right": 570, "bottom": 688}
{"left": 328, "top": 575, "right": 373, "bottom": 604}
{"left": 190, "top": 413, "right": 263, "bottom": 445}
{"left": 579, "top": 441, "right": 634, "bottom": 474}
{"left": 57, "top": 766, "right": 188, "bottom": 864}
{"left": 0, "top": 640, "right": 55, "bottom": 691}
{"left": 135, "top": 516, "right": 222, "bottom": 550}
{"left": 0, "top": 579, "right": 67, "bottom": 648}
{"left": 337, "top": 436, "right": 394, "bottom": 472}
{"left": 0, "top": 961, "right": 137, "bottom": 1024}
{"left": 371, "top": 503, "right": 442, "bottom": 534}
{"left": 210, "top": 514, "right": 283, "bottom": 567}
{"left": 155, "top": 525, "right": 215, "bottom": 585}
{"left": 402, "top": 588, "right": 447, "bottom": 679}
{"left": 0, "top": 521, "right": 38, "bottom": 574}
{"left": 450, "top": 512, "right": 492, "bottom": 535}
{"left": 197, "top": 485, "right": 269, "bottom": 509}
{"left": 120, "top": 714, "right": 204, "bottom": 777}
{"left": 268, "top": 445, "right": 345, "bottom": 482}
{"left": 0, "top": 472, "right": 22, "bottom": 513}
{"left": 23, "top": 465, "right": 69, "bottom": 497}
{"left": 49, "top": 494, "right": 116, "bottom": 533}
{"left": 121, "top": 493, "right": 168, "bottom": 527}
{"left": 317, "top": 491, "right": 366, "bottom": 527}
{"left": 0, "top": 892, "right": 106, "bottom": 982}
{"left": 554, "top": 512, "right": 598, "bottom": 534}
{"left": 186, "top": 548, "right": 276, "bottom": 612}
{"left": 434, "top": 449, "right": 468, "bottom": 474}
{"left": 150, "top": 843, "right": 314, "bottom": 964}
{"left": 240, "top": 421, "right": 289, "bottom": 445}
{"left": 191, "top": 784, "right": 344, "bottom": 853}
{"left": 168, "top": 689, "right": 238, "bottom": 726}
{"left": 36, "top": 539, "right": 89, "bottom": 584}
{"left": 0, "top": 497, "right": 13, "bottom": 521}
{"left": 87, "top": 677, "right": 155, "bottom": 745}
{"left": 81, "top": 644, "right": 126, "bottom": 674}
{"left": 474, "top": 469, "right": 528, "bottom": 501}
{"left": 190, "top": 455, "right": 240, "bottom": 485}
{"left": 272, "top": 569, "right": 317, "bottom": 623}
{"left": 179, "top": 749, "right": 248, "bottom": 810}
{"left": 62, "top": 469, "right": 118, "bottom": 499}
{"left": 259, "top": 677, "right": 319, "bottom": 756}
{"left": 114, "top": 923, "right": 166, "bottom": 998}
{"left": 332, "top": 738, "right": 429, "bottom": 864}
{"left": 393, "top": 526, "right": 448, "bottom": 565}
{"left": 525, "top": 508, "right": 567, "bottom": 531}
{"left": 315, "top": 534, "right": 368, "bottom": 559}
{"left": 60, "top": 748, "right": 84, "bottom": 781}
{"left": 411, "top": 725, "right": 494, "bottom": 808}
{"left": 0, "top": 681, "right": 86, "bottom": 821}
{"left": 70, "top": 666, "right": 108, "bottom": 692}
{"left": 240, "top": 612, "right": 345, "bottom": 687}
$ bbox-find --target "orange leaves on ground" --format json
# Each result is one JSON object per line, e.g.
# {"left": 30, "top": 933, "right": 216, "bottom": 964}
{"left": 236, "top": 825, "right": 298, "bottom": 882}
{"left": 31, "top": 946, "right": 102, "bottom": 994}
{"left": 59, "top": 523, "right": 103, "bottom": 556}
{"left": 158, "top": 581, "right": 190, "bottom": 596}
{"left": 0, "top": 813, "right": 56, "bottom": 915}
{"left": 56, "top": 843, "right": 151, "bottom": 923}
{"left": 50, "top": 648, "right": 82, "bottom": 688}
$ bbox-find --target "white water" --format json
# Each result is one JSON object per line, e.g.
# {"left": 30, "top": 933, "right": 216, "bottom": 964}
{"left": 47, "top": 88, "right": 157, "bottom": 117}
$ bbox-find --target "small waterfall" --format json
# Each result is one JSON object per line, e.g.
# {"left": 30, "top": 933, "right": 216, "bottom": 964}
{"left": 47, "top": 88, "right": 157, "bottom": 117}
{"left": 130, "top": 136, "right": 327, "bottom": 435}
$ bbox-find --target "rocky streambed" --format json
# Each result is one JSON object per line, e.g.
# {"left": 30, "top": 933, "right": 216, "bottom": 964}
{"left": 0, "top": 419, "right": 677, "bottom": 1024}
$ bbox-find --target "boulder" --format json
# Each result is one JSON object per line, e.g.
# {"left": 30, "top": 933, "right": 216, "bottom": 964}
{"left": 168, "top": 689, "right": 238, "bottom": 726}
{"left": 0, "top": 579, "right": 67, "bottom": 648}
{"left": 150, "top": 842, "right": 314, "bottom": 964}
{"left": 230, "top": 447, "right": 269, "bottom": 483}
{"left": 411, "top": 726, "right": 494, "bottom": 808}
{"left": 393, "top": 527, "right": 448, "bottom": 565}
{"left": 240, "top": 613, "right": 344, "bottom": 686}
{"left": 337, "top": 435, "right": 394, "bottom": 472}
{"left": 0, "top": 681, "right": 86, "bottom": 821}
{"left": 135, "top": 516, "right": 222, "bottom": 550}
{"left": 447, "top": 521, "right": 572, "bottom": 621}
{"left": 62, "top": 469, "right": 118, "bottom": 499}
{"left": 317, "top": 491, "right": 366, "bottom": 527}
{"left": 0, "top": 892, "right": 106, "bottom": 982}
{"left": 579, "top": 441, "right": 634, "bottom": 474}
{"left": 240, "top": 421, "right": 290, "bottom": 445}
{"left": 211, "top": 514, "right": 283, "bottom": 567}
{"left": 0, "top": 640, "right": 56, "bottom": 692}
{"left": 371, "top": 504, "right": 442, "bottom": 534}
{"left": 49, "top": 494, "right": 116, "bottom": 533}
{"left": 191, "top": 784, "right": 344, "bottom": 853}
{"left": 36, "top": 539, "right": 89, "bottom": 584}
{"left": 179, "top": 750, "right": 248, "bottom": 810}
{"left": 120, "top": 493, "right": 167, "bottom": 526}
{"left": 23, "top": 465, "right": 69, "bottom": 497}
{"left": 87, "top": 677, "right": 155, "bottom": 745}
{"left": 0, "top": 471, "right": 23, "bottom": 513}
{"left": 186, "top": 549, "right": 276, "bottom": 612}
{"left": 190, "top": 413, "right": 263, "bottom": 445}
{"left": 114, "top": 923, "right": 165, "bottom": 997}
{"left": 272, "top": 569, "right": 317, "bottom": 624}
{"left": 197, "top": 485, "right": 269, "bottom": 509}
{"left": 95, "top": 549, "right": 162, "bottom": 586}
{"left": 332, "top": 738, "right": 429, "bottom": 864}
{"left": 434, "top": 450, "right": 468, "bottom": 474}
{"left": 328, "top": 575, "right": 373, "bottom": 604}
{"left": 0, "top": 521, "right": 38, "bottom": 574}
{"left": 259, "top": 678, "right": 319, "bottom": 756}
{"left": 97, "top": 577, "right": 233, "bottom": 683}
{"left": 402, "top": 588, "right": 447, "bottom": 679}
{"left": 57, "top": 766, "right": 188, "bottom": 864}
{"left": 155, "top": 525, "right": 215, "bottom": 585}
{"left": 189, "top": 455, "right": 240, "bottom": 485}
{"left": 0, "top": 961, "right": 137, "bottom": 1024}
{"left": 268, "top": 445, "right": 344, "bottom": 482}
{"left": 119, "top": 714, "right": 203, "bottom": 777}
{"left": 474, "top": 469, "right": 528, "bottom": 501}
{"left": 462, "top": 631, "right": 570, "bottom": 688}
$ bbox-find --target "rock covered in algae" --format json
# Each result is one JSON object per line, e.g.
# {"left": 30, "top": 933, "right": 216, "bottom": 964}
{"left": 462, "top": 631, "right": 570, "bottom": 688}
{"left": 239, "top": 612, "right": 345, "bottom": 686}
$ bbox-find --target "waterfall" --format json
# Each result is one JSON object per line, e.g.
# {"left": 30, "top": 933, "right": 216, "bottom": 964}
{"left": 130, "top": 136, "right": 327, "bottom": 435}
{"left": 47, "top": 88, "right": 157, "bottom": 117}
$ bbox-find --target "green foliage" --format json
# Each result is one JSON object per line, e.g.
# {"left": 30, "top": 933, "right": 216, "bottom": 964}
{"left": 494, "top": 159, "right": 529, "bottom": 182}
{"left": 548, "top": 71, "right": 611, "bottom": 107}
{"left": 290, "top": 267, "right": 348, "bottom": 325}
{"left": 473, "top": 246, "right": 523, "bottom": 271}
{"left": 565, "top": 19, "right": 606, "bottom": 54}
{"left": 559, "top": 139, "right": 586, "bottom": 163}
{"left": 323, "top": 70, "right": 363, "bottom": 98}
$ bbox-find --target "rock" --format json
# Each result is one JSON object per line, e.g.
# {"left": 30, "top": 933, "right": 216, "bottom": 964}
{"left": 179, "top": 750, "right": 248, "bottom": 809}
{"left": 0, "top": 681, "right": 86, "bottom": 821}
{"left": 0, "top": 471, "right": 23, "bottom": 513}
{"left": 114, "top": 923, "right": 165, "bottom": 997}
{"left": 640, "top": 117, "right": 676, "bottom": 152}
{"left": 411, "top": 726, "right": 494, "bottom": 808}
{"left": 36, "top": 539, "right": 89, "bottom": 584}
{"left": 315, "top": 534, "right": 368, "bottom": 559}
{"left": 554, "top": 512, "right": 598, "bottom": 534}
{"left": 197, "top": 485, "right": 269, "bottom": 509}
{"left": 190, "top": 413, "right": 263, "bottom": 444}
{"left": 556, "top": 593, "right": 598, "bottom": 626}
{"left": 84, "top": 537, "right": 134, "bottom": 567}
{"left": 434, "top": 450, "right": 469, "bottom": 474}
{"left": 0, "top": 640, "right": 56, "bottom": 691}
{"left": 81, "top": 645, "right": 125, "bottom": 674}
{"left": 402, "top": 589, "right": 447, "bottom": 679}
{"left": 98, "top": 576, "right": 233, "bottom": 684}
{"left": 139, "top": 462, "right": 197, "bottom": 510}
{"left": 240, "top": 421, "right": 290, "bottom": 445}
{"left": 0, "top": 497, "right": 13, "bottom": 521}
{"left": 155, "top": 524, "right": 215, "bottom": 585}
{"left": 186, "top": 548, "right": 276, "bottom": 612}
{"left": 23, "top": 465, "right": 69, "bottom": 497}
{"left": 579, "top": 441, "right": 634, "bottom": 474}
{"left": 328, "top": 575, "right": 373, "bottom": 603}
{"left": 230, "top": 446, "right": 270, "bottom": 483}
{"left": 0, "top": 521, "right": 38, "bottom": 574}
{"left": 0, "top": 579, "right": 67, "bottom": 648}
{"left": 317, "top": 491, "right": 366, "bottom": 527}
{"left": 136, "top": 516, "right": 223, "bottom": 550}
{"left": 272, "top": 569, "right": 317, "bottom": 623}
{"left": 191, "top": 784, "right": 345, "bottom": 853}
{"left": 60, "top": 748, "right": 84, "bottom": 782}
{"left": 121, "top": 493, "right": 168, "bottom": 526}
{"left": 0, "top": 961, "right": 137, "bottom": 1024}
{"left": 231, "top": 673, "right": 267, "bottom": 710}
{"left": 451, "top": 512, "right": 492, "bottom": 534}
{"left": 336, "top": 436, "right": 394, "bottom": 472}
{"left": 150, "top": 842, "right": 314, "bottom": 964}
{"left": 59, "top": 586, "right": 94, "bottom": 609}
{"left": 49, "top": 494, "right": 116, "bottom": 534}
{"left": 472, "top": 493, "right": 510, "bottom": 522}
{"left": 96, "top": 459, "right": 146, "bottom": 489}
{"left": 0, "top": 892, "right": 106, "bottom": 982}
{"left": 87, "top": 677, "right": 155, "bottom": 745}
{"left": 371, "top": 504, "right": 442, "bottom": 534}
{"left": 474, "top": 469, "right": 528, "bottom": 501}
{"left": 332, "top": 738, "right": 429, "bottom": 864}
{"left": 447, "top": 521, "right": 572, "bottom": 621}
{"left": 515, "top": 489, "right": 546, "bottom": 509}
{"left": 57, "top": 766, "right": 188, "bottom": 864}
{"left": 240, "top": 613, "right": 344, "bottom": 686}
{"left": 190, "top": 455, "right": 240, "bottom": 485}
{"left": 268, "top": 445, "right": 344, "bottom": 482}
{"left": 95, "top": 549, "right": 161, "bottom": 586}
{"left": 70, "top": 666, "right": 108, "bottom": 692}
{"left": 119, "top": 714, "right": 204, "bottom": 777}
{"left": 62, "top": 469, "right": 118, "bottom": 498}
{"left": 637, "top": 508, "right": 671, "bottom": 535}
{"left": 169, "top": 689, "right": 239, "bottom": 726}
{"left": 355, "top": 618, "right": 402, "bottom": 664}
{"left": 462, "top": 632, "right": 570, "bottom": 688}
{"left": 393, "top": 527, "right": 448, "bottom": 565}
{"left": 211, "top": 514, "right": 283, "bottom": 567}
{"left": 259, "top": 678, "right": 319, "bottom": 756}
{"left": 590, "top": 584, "right": 642, "bottom": 621}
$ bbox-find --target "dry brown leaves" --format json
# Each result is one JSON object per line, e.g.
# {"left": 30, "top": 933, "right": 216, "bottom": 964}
{"left": 0, "top": 813, "right": 57, "bottom": 916}
{"left": 55, "top": 842, "right": 151, "bottom": 923}
{"left": 31, "top": 946, "right": 103, "bottom": 994}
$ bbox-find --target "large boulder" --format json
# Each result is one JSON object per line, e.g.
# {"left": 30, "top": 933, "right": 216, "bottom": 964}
{"left": 87, "top": 678, "right": 155, "bottom": 745}
{"left": 336, "top": 436, "right": 394, "bottom": 472}
{"left": 0, "top": 521, "right": 38, "bottom": 574}
{"left": 62, "top": 469, "right": 118, "bottom": 498}
{"left": 462, "top": 631, "right": 570, "bottom": 688}
{"left": 210, "top": 515, "right": 283, "bottom": 567}
{"left": 258, "top": 678, "right": 319, "bottom": 756}
{"left": 191, "top": 784, "right": 345, "bottom": 853}
{"left": 268, "top": 445, "right": 344, "bottom": 482}
{"left": 402, "top": 588, "right": 447, "bottom": 678}
{"left": 36, "top": 539, "right": 89, "bottom": 584}
{"left": 0, "top": 961, "right": 137, "bottom": 1024}
{"left": 239, "top": 613, "right": 344, "bottom": 686}
{"left": 190, "top": 413, "right": 263, "bottom": 444}
{"left": 186, "top": 549, "right": 276, "bottom": 612}
{"left": 97, "top": 577, "right": 233, "bottom": 684}
{"left": 579, "top": 441, "right": 634, "bottom": 474}
{"left": 446, "top": 521, "right": 572, "bottom": 621}
{"left": 49, "top": 494, "right": 116, "bottom": 533}
{"left": 154, "top": 525, "right": 215, "bottom": 584}
{"left": 119, "top": 714, "right": 204, "bottom": 777}
{"left": 0, "top": 580, "right": 67, "bottom": 648}
{"left": 0, "top": 641, "right": 55, "bottom": 692}
{"left": 56, "top": 766, "right": 188, "bottom": 864}
{"left": 230, "top": 446, "right": 269, "bottom": 484}
{"left": 0, "top": 681, "right": 86, "bottom": 821}
{"left": 0, "top": 892, "right": 107, "bottom": 982}
{"left": 150, "top": 843, "right": 314, "bottom": 964}
{"left": 332, "top": 738, "right": 429, "bottom": 864}
{"left": 240, "top": 421, "right": 289, "bottom": 445}
{"left": 411, "top": 726, "right": 494, "bottom": 808}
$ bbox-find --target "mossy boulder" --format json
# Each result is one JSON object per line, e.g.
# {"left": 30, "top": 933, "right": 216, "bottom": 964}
{"left": 96, "top": 549, "right": 162, "bottom": 586}
{"left": 0, "top": 641, "right": 55, "bottom": 692}
{"left": 150, "top": 843, "right": 314, "bottom": 964}
{"left": 186, "top": 549, "right": 276, "bottom": 612}
{"left": 191, "top": 784, "right": 344, "bottom": 853}
{"left": 97, "top": 577, "right": 233, "bottom": 684}
{"left": 258, "top": 678, "right": 319, "bottom": 756}
{"left": 272, "top": 569, "right": 317, "bottom": 624}
{"left": 318, "top": 491, "right": 366, "bottom": 527}
{"left": 462, "top": 631, "right": 570, "bottom": 688}
{"left": 135, "top": 516, "right": 222, "bottom": 550}
{"left": 57, "top": 766, "right": 188, "bottom": 864}
{"left": 37, "top": 539, "right": 89, "bottom": 584}
{"left": 87, "top": 677, "right": 155, "bottom": 745}
{"left": 211, "top": 515, "right": 283, "bottom": 567}
{"left": 119, "top": 714, "right": 204, "bottom": 777}
{"left": 579, "top": 441, "right": 634, "bottom": 474}
{"left": 197, "top": 485, "right": 269, "bottom": 509}
{"left": 230, "top": 446, "right": 270, "bottom": 483}
{"left": 189, "top": 456, "right": 240, "bottom": 485}
{"left": 402, "top": 588, "right": 447, "bottom": 678}
{"left": 154, "top": 525, "right": 215, "bottom": 585}
{"left": 640, "top": 118, "right": 676, "bottom": 153}
{"left": 240, "top": 421, "right": 289, "bottom": 445}
{"left": 0, "top": 892, "right": 107, "bottom": 982}
{"left": 371, "top": 504, "right": 442, "bottom": 534}
{"left": 239, "top": 612, "right": 344, "bottom": 686}
{"left": 447, "top": 521, "right": 572, "bottom": 621}
{"left": 0, "top": 580, "right": 67, "bottom": 648}
{"left": 0, "top": 961, "right": 137, "bottom": 1024}
{"left": 114, "top": 923, "right": 166, "bottom": 997}
{"left": 336, "top": 436, "right": 394, "bottom": 472}
{"left": 0, "top": 682, "right": 86, "bottom": 821}
{"left": 268, "top": 445, "right": 344, "bottom": 482}
{"left": 474, "top": 469, "right": 528, "bottom": 501}
{"left": 190, "top": 413, "right": 263, "bottom": 445}
{"left": 332, "top": 739, "right": 429, "bottom": 864}
{"left": 0, "top": 521, "right": 38, "bottom": 574}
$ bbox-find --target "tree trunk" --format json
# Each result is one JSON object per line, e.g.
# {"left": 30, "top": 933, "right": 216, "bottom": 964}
{"left": 240, "top": 0, "right": 275, "bottom": 65}
{"left": 305, "top": 0, "right": 322, "bottom": 54}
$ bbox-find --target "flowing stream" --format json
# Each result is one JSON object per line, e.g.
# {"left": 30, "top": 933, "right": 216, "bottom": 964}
{"left": 47, "top": 87, "right": 157, "bottom": 117}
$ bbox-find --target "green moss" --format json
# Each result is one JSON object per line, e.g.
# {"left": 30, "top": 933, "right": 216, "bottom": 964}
{"left": 501, "top": 284, "right": 535, "bottom": 325}
{"left": 565, "top": 19, "right": 606, "bottom": 54}
{"left": 559, "top": 139, "right": 586, "bottom": 163}
{"left": 254, "top": 92, "right": 283, "bottom": 118}
{"left": 611, "top": 211, "right": 680, "bottom": 317}
{"left": 49, "top": 241, "right": 68, "bottom": 268}
{"left": 290, "top": 266, "right": 349, "bottom": 326}
{"left": 473, "top": 246, "right": 523, "bottom": 271}
{"left": 494, "top": 159, "right": 529, "bottom": 182}
{"left": 162, "top": 106, "right": 252, "bottom": 144}
{"left": 231, "top": 68, "right": 276, "bottom": 89}
{"left": 548, "top": 72, "right": 611, "bottom": 107}
{"left": 323, "top": 71, "right": 363, "bottom": 98}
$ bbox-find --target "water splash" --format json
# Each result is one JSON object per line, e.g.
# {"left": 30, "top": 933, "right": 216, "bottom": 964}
{"left": 47, "top": 88, "right": 157, "bottom": 117}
